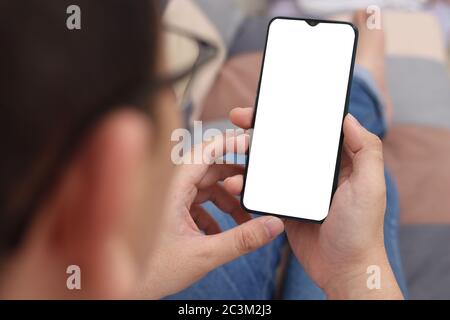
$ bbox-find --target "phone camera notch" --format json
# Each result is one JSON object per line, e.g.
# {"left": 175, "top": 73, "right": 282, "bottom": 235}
{"left": 306, "top": 20, "right": 319, "bottom": 27}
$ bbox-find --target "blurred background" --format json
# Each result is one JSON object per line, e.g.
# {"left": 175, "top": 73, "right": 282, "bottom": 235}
{"left": 162, "top": 0, "right": 450, "bottom": 299}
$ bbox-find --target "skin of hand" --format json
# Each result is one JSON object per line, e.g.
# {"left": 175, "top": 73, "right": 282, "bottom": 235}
{"left": 139, "top": 133, "right": 285, "bottom": 299}
{"left": 226, "top": 107, "right": 404, "bottom": 300}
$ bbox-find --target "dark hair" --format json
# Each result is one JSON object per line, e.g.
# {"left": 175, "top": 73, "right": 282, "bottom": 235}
{"left": 0, "top": 0, "right": 160, "bottom": 257}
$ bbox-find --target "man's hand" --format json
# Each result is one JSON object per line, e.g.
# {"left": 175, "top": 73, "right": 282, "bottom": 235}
{"left": 140, "top": 133, "right": 284, "bottom": 299}
{"left": 227, "top": 107, "right": 403, "bottom": 300}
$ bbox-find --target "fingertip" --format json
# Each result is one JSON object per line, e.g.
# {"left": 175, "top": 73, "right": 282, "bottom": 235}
{"left": 206, "top": 215, "right": 284, "bottom": 267}
{"left": 262, "top": 216, "right": 285, "bottom": 239}
{"left": 343, "top": 114, "right": 365, "bottom": 153}
{"left": 253, "top": 216, "right": 284, "bottom": 241}
{"left": 229, "top": 107, "right": 246, "bottom": 121}
{"left": 229, "top": 107, "right": 239, "bottom": 119}
{"left": 229, "top": 107, "right": 253, "bottom": 129}
{"left": 345, "top": 113, "right": 361, "bottom": 128}
{"left": 223, "top": 175, "right": 243, "bottom": 195}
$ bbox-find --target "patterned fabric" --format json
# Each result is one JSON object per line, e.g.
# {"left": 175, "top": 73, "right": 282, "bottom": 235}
{"left": 384, "top": 126, "right": 450, "bottom": 225}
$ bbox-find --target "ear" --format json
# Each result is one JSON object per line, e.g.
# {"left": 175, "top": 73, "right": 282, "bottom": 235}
{"left": 46, "top": 109, "right": 153, "bottom": 298}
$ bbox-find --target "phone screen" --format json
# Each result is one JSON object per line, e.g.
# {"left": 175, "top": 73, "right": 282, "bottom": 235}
{"left": 241, "top": 18, "right": 358, "bottom": 222}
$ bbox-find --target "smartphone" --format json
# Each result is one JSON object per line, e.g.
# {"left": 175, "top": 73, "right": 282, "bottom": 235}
{"left": 241, "top": 17, "right": 358, "bottom": 223}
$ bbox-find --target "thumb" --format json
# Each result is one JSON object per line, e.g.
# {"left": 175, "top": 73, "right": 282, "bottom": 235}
{"left": 343, "top": 114, "right": 385, "bottom": 181}
{"left": 204, "top": 216, "right": 284, "bottom": 268}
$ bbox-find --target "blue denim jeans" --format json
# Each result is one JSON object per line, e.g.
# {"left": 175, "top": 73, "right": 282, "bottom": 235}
{"left": 167, "top": 66, "right": 408, "bottom": 299}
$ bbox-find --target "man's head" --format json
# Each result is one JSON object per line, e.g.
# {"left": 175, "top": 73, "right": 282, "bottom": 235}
{"left": 0, "top": 0, "right": 180, "bottom": 298}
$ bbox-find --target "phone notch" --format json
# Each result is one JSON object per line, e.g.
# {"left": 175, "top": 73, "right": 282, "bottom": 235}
{"left": 306, "top": 20, "right": 319, "bottom": 27}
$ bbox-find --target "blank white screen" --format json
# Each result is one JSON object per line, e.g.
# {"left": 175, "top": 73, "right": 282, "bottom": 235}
{"left": 242, "top": 18, "right": 356, "bottom": 221}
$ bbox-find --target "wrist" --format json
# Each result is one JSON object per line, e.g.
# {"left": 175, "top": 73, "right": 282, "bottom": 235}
{"left": 323, "top": 248, "right": 404, "bottom": 300}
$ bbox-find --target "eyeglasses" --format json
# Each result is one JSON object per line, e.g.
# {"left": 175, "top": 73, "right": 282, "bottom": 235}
{"left": 158, "top": 25, "right": 218, "bottom": 112}
{"left": 0, "top": 24, "right": 218, "bottom": 258}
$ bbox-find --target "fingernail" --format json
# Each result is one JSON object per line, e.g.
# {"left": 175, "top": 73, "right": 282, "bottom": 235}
{"left": 264, "top": 217, "right": 285, "bottom": 239}
{"left": 347, "top": 114, "right": 362, "bottom": 127}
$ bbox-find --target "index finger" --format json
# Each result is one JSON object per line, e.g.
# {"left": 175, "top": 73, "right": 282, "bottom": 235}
{"left": 229, "top": 107, "right": 254, "bottom": 130}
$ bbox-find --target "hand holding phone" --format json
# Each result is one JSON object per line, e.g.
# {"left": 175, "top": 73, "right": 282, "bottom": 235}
{"left": 227, "top": 108, "right": 403, "bottom": 299}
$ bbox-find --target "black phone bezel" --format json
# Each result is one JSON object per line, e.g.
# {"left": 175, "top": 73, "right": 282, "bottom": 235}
{"left": 240, "top": 16, "right": 359, "bottom": 224}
